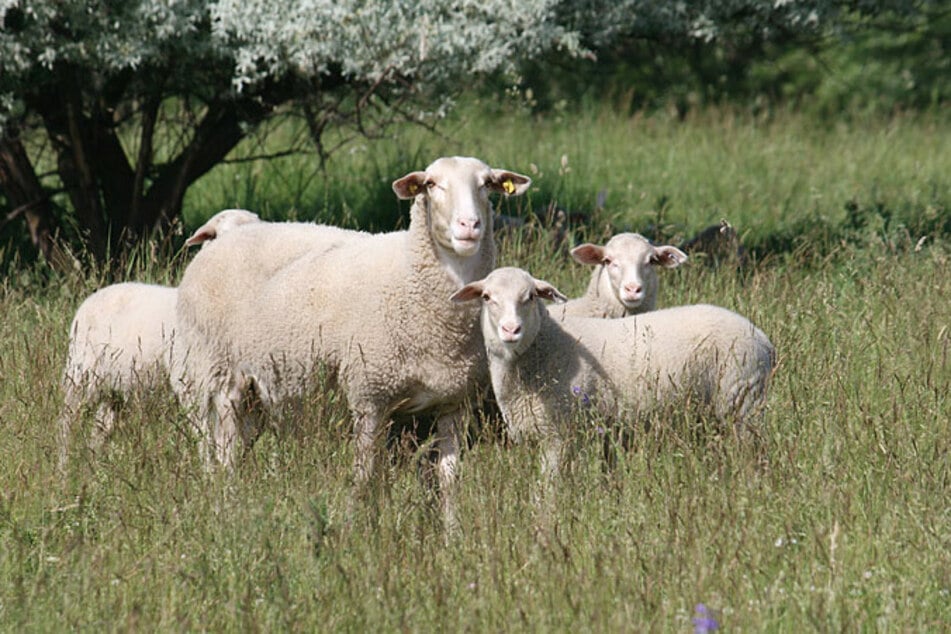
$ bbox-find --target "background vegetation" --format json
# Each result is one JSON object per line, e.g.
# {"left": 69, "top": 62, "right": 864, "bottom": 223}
{"left": 2, "top": 1, "right": 946, "bottom": 270}
{"left": 1, "top": 104, "right": 948, "bottom": 629}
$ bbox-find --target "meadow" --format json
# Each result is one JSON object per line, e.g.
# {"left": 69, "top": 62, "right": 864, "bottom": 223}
{"left": 1, "top": 105, "right": 948, "bottom": 631}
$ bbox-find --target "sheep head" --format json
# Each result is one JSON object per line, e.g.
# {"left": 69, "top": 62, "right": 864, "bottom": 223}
{"left": 185, "top": 209, "right": 261, "bottom": 247}
{"left": 451, "top": 267, "right": 566, "bottom": 359}
{"left": 393, "top": 157, "right": 530, "bottom": 258}
{"left": 571, "top": 233, "right": 687, "bottom": 311}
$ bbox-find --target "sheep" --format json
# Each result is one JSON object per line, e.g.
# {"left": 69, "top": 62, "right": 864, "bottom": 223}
{"left": 58, "top": 282, "right": 179, "bottom": 469}
{"left": 451, "top": 266, "right": 775, "bottom": 478}
{"left": 551, "top": 233, "right": 688, "bottom": 319}
{"left": 57, "top": 209, "right": 263, "bottom": 470}
{"left": 174, "top": 156, "right": 531, "bottom": 526}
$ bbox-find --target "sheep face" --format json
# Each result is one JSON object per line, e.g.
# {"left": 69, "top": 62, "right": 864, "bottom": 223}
{"left": 186, "top": 208, "right": 261, "bottom": 247}
{"left": 393, "top": 157, "right": 531, "bottom": 258}
{"left": 451, "top": 267, "right": 566, "bottom": 359}
{"left": 571, "top": 233, "right": 687, "bottom": 310}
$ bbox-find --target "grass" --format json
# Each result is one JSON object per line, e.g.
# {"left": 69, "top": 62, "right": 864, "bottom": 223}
{"left": 2, "top": 105, "right": 950, "bottom": 630}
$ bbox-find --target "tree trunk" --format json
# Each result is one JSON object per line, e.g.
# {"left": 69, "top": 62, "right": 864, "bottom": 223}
{"left": 31, "top": 88, "right": 268, "bottom": 267}
{"left": 7, "top": 65, "right": 287, "bottom": 270}
{"left": 0, "top": 136, "right": 73, "bottom": 272}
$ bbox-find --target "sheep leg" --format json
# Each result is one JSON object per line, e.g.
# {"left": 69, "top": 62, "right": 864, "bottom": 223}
{"left": 199, "top": 367, "right": 262, "bottom": 468}
{"left": 231, "top": 370, "right": 265, "bottom": 454}
{"left": 540, "top": 437, "right": 564, "bottom": 482}
{"left": 434, "top": 409, "right": 463, "bottom": 532}
{"left": 207, "top": 388, "right": 242, "bottom": 468}
{"left": 89, "top": 400, "right": 118, "bottom": 454}
{"left": 351, "top": 409, "right": 381, "bottom": 489}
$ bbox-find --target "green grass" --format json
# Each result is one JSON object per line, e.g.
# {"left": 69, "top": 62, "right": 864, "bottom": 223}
{"left": 2, "top": 106, "right": 950, "bottom": 630}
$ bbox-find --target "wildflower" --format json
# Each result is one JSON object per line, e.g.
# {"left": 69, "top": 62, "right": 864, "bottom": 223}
{"left": 693, "top": 604, "right": 719, "bottom": 633}
{"left": 571, "top": 385, "right": 590, "bottom": 406}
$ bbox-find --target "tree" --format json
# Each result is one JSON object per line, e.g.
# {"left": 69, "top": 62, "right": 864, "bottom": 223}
{"left": 0, "top": 0, "right": 577, "bottom": 269}
{"left": 2, "top": 0, "right": 923, "bottom": 270}
{"left": 527, "top": 1, "right": 946, "bottom": 115}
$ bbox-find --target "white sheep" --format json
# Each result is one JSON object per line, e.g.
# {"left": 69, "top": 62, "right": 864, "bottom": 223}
{"left": 451, "top": 266, "right": 775, "bottom": 477}
{"left": 174, "top": 156, "right": 531, "bottom": 526}
{"left": 551, "top": 233, "right": 688, "bottom": 319}
{"left": 57, "top": 209, "right": 263, "bottom": 469}
{"left": 58, "top": 282, "right": 179, "bottom": 468}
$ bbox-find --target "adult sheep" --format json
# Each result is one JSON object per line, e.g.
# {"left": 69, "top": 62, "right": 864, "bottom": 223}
{"left": 174, "top": 156, "right": 531, "bottom": 525}
{"left": 57, "top": 209, "right": 262, "bottom": 470}
{"left": 451, "top": 267, "right": 775, "bottom": 478}
{"left": 550, "top": 233, "right": 687, "bottom": 319}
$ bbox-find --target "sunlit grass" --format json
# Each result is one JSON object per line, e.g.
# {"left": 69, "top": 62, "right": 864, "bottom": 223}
{"left": 2, "top": 106, "right": 949, "bottom": 630}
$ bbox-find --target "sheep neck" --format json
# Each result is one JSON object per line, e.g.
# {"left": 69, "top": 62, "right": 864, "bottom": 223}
{"left": 410, "top": 197, "right": 496, "bottom": 290}
{"left": 399, "top": 199, "right": 495, "bottom": 359}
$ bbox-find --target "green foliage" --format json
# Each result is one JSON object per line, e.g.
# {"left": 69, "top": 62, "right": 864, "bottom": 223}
{"left": 2, "top": 110, "right": 950, "bottom": 630}
{"left": 4, "top": 0, "right": 927, "bottom": 270}
{"left": 0, "top": 0, "right": 583, "bottom": 268}
{"left": 516, "top": 4, "right": 949, "bottom": 117}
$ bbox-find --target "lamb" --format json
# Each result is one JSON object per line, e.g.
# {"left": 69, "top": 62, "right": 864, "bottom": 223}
{"left": 58, "top": 282, "right": 179, "bottom": 468}
{"left": 550, "top": 233, "right": 688, "bottom": 319}
{"left": 451, "top": 266, "right": 775, "bottom": 477}
{"left": 57, "top": 209, "right": 262, "bottom": 469}
{"left": 174, "top": 156, "right": 531, "bottom": 525}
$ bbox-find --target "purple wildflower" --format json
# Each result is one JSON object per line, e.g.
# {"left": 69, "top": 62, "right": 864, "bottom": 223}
{"left": 571, "top": 385, "right": 591, "bottom": 406}
{"left": 693, "top": 604, "right": 719, "bottom": 633}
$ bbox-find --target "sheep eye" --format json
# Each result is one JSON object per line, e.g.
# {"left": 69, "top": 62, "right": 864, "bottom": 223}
{"left": 425, "top": 179, "right": 437, "bottom": 190}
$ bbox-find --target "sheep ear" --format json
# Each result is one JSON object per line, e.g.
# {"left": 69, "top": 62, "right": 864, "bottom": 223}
{"left": 450, "top": 281, "right": 485, "bottom": 303}
{"left": 534, "top": 280, "right": 568, "bottom": 304}
{"left": 185, "top": 227, "right": 216, "bottom": 247}
{"left": 570, "top": 244, "right": 606, "bottom": 266}
{"left": 651, "top": 245, "right": 688, "bottom": 268}
{"left": 392, "top": 171, "right": 428, "bottom": 199}
{"left": 489, "top": 170, "right": 532, "bottom": 196}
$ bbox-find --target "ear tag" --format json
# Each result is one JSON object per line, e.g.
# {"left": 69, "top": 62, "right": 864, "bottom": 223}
{"left": 408, "top": 183, "right": 418, "bottom": 195}
{"left": 502, "top": 179, "right": 515, "bottom": 195}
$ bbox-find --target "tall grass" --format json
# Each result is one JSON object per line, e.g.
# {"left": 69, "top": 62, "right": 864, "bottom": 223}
{"left": 2, "top": 107, "right": 949, "bottom": 630}
{"left": 186, "top": 105, "right": 949, "bottom": 258}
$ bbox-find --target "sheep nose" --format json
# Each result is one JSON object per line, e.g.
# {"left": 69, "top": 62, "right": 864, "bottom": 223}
{"left": 624, "top": 283, "right": 642, "bottom": 295}
{"left": 500, "top": 322, "right": 522, "bottom": 341}
{"left": 456, "top": 217, "right": 482, "bottom": 239}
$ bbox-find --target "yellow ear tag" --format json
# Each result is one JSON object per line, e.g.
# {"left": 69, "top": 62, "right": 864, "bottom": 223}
{"left": 408, "top": 183, "right": 418, "bottom": 195}
{"left": 502, "top": 179, "right": 515, "bottom": 195}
